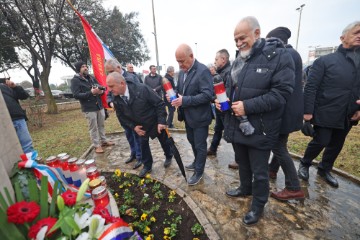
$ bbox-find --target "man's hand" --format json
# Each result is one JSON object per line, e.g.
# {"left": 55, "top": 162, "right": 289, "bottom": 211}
{"left": 5, "top": 80, "right": 16, "bottom": 88}
{"left": 165, "top": 93, "right": 170, "bottom": 102}
{"left": 304, "top": 114, "right": 313, "bottom": 121}
{"left": 91, "top": 88, "right": 103, "bottom": 95}
{"left": 351, "top": 111, "right": 360, "bottom": 121}
{"left": 171, "top": 94, "right": 183, "bottom": 107}
{"left": 231, "top": 101, "right": 245, "bottom": 116}
{"left": 134, "top": 125, "right": 146, "bottom": 136}
{"left": 214, "top": 99, "right": 221, "bottom": 111}
{"left": 357, "top": 100, "right": 360, "bottom": 105}
{"left": 157, "top": 124, "right": 166, "bottom": 134}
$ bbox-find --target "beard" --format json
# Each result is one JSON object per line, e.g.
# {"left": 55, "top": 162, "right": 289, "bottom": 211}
{"left": 240, "top": 49, "right": 251, "bottom": 58}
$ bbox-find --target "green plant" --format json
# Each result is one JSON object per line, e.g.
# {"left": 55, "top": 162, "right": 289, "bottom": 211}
{"left": 168, "top": 190, "right": 176, "bottom": 203}
{"left": 123, "top": 189, "right": 134, "bottom": 205}
{"left": 154, "top": 190, "right": 164, "bottom": 199}
{"left": 191, "top": 223, "right": 204, "bottom": 235}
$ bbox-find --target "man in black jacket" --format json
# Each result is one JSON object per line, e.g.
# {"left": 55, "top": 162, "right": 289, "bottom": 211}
{"left": 0, "top": 79, "right": 34, "bottom": 153}
{"left": 266, "top": 27, "right": 305, "bottom": 201}
{"left": 106, "top": 72, "right": 173, "bottom": 178}
{"left": 169, "top": 44, "right": 213, "bottom": 186}
{"left": 144, "top": 65, "right": 162, "bottom": 96}
{"left": 298, "top": 21, "right": 360, "bottom": 188}
{"left": 218, "top": 16, "right": 295, "bottom": 226}
{"left": 71, "top": 61, "right": 114, "bottom": 154}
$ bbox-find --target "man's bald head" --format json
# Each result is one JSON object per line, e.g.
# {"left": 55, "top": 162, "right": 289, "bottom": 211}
{"left": 175, "top": 43, "right": 194, "bottom": 72}
{"left": 106, "top": 72, "right": 126, "bottom": 96}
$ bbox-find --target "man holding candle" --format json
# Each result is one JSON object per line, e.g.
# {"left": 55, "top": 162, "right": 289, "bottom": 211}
{"left": 106, "top": 72, "right": 173, "bottom": 178}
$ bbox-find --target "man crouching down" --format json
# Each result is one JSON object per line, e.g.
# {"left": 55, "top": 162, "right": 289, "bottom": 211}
{"left": 106, "top": 72, "right": 173, "bottom": 178}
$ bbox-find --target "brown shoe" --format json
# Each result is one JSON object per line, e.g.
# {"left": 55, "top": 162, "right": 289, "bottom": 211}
{"left": 270, "top": 188, "right": 305, "bottom": 201}
{"left": 95, "top": 146, "right": 104, "bottom": 153}
{"left": 102, "top": 141, "right": 115, "bottom": 147}
{"left": 269, "top": 170, "right": 277, "bottom": 179}
{"left": 228, "top": 162, "right": 239, "bottom": 169}
{"left": 207, "top": 149, "right": 216, "bottom": 156}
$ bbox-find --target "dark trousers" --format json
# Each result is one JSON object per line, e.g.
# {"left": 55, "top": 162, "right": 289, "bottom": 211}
{"left": 165, "top": 101, "right": 175, "bottom": 127}
{"left": 123, "top": 124, "right": 142, "bottom": 160}
{"left": 209, "top": 111, "right": 224, "bottom": 152}
{"left": 185, "top": 124, "right": 209, "bottom": 175}
{"left": 270, "top": 134, "right": 301, "bottom": 191}
{"left": 233, "top": 143, "right": 270, "bottom": 210}
{"left": 140, "top": 130, "right": 173, "bottom": 170}
{"left": 301, "top": 125, "right": 352, "bottom": 171}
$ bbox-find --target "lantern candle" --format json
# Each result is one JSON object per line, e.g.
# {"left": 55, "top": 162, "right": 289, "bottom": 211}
{"left": 214, "top": 82, "right": 230, "bottom": 111}
{"left": 91, "top": 186, "right": 110, "bottom": 210}
{"left": 84, "top": 159, "right": 96, "bottom": 169}
{"left": 60, "top": 154, "right": 73, "bottom": 184}
{"left": 45, "top": 156, "right": 60, "bottom": 168}
{"left": 68, "top": 157, "right": 83, "bottom": 187}
{"left": 98, "top": 175, "right": 107, "bottom": 188}
{"left": 75, "top": 159, "right": 88, "bottom": 183}
{"left": 86, "top": 166, "right": 100, "bottom": 181}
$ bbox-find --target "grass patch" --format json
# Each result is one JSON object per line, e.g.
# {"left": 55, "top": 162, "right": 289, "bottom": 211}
{"left": 29, "top": 108, "right": 360, "bottom": 178}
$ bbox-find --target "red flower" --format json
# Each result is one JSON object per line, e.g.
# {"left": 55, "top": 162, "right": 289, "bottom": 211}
{"left": 93, "top": 205, "right": 112, "bottom": 223}
{"left": 28, "top": 217, "right": 57, "bottom": 239}
{"left": 7, "top": 201, "right": 40, "bottom": 224}
{"left": 61, "top": 190, "right": 77, "bottom": 206}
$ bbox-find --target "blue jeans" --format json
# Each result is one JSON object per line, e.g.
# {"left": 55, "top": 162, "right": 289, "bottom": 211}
{"left": 13, "top": 119, "right": 34, "bottom": 153}
{"left": 123, "top": 124, "right": 142, "bottom": 160}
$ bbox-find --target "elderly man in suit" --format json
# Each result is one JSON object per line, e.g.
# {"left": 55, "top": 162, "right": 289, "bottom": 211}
{"left": 167, "top": 44, "right": 213, "bottom": 185}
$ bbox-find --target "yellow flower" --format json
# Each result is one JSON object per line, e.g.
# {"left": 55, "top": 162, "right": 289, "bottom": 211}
{"left": 114, "top": 169, "right": 121, "bottom": 177}
{"left": 193, "top": 238, "right": 200, "bottom": 240}
{"left": 163, "top": 236, "right": 171, "bottom": 240}
{"left": 124, "top": 173, "right": 128, "bottom": 177}
{"left": 145, "top": 173, "right": 151, "bottom": 178}
{"left": 114, "top": 193, "right": 119, "bottom": 198}
{"left": 145, "top": 236, "right": 154, "bottom": 240}
{"left": 119, "top": 185, "right": 124, "bottom": 189}
{"left": 150, "top": 216, "right": 156, "bottom": 222}
{"left": 128, "top": 184, "right": 132, "bottom": 187}
{"left": 140, "top": 179, "right": 145, "bottom": 185}
{"left": 169, "top": 190, "right": 176, "bottom": 196}
{"left": 141, "top": 213, "right": 148, "bottom": 221}
{"left": 144, "top": 226, "right": 151, "bottom": 234}
{"left": 164, "top": 227, "right": 171, "bottom": 235}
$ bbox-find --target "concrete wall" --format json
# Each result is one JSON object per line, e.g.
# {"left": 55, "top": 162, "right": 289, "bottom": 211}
{"left": 23, "top": 100, "right": 81, "bottom": 113}
{"left": 0, "top": 91, "right": 23, "bottom": 201}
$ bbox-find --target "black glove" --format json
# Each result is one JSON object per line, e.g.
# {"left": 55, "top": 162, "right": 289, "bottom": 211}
{"left": 237, "top": 115, "right": 255, "bottom": 136}
{"left": 301, "top": 121, "right": 314, "bottom": 137}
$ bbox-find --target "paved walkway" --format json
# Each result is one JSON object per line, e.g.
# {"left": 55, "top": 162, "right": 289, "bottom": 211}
{"left": 85, "top": 130, "right": 360, "bottom": 240}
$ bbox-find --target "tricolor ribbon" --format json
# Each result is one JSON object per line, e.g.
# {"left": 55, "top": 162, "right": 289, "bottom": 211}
{"left": 99, "top": 220, "right": 141, "bottom": 240}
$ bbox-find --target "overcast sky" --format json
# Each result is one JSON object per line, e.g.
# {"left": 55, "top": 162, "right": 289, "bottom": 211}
{"left": 8, "top": 0, "right": 360, "bottom": 85}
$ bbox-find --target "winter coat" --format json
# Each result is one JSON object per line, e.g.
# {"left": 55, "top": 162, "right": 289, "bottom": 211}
{"left": 304, "top": 45, "right": 360, "bottom": 129}
{"left": 112, "top": 81, "right": 167, "bottom": 139}
{"left": 71, "top": 74, "right": 103, "bottom": 112}
{"left": 223, "top": 38, "right": 295, "bottom": 150}
{"left": 144, "top": 73, "right": 163, "bottom": 96}
{"left": 0, "top": 84, "right": 29, "bottom": 120}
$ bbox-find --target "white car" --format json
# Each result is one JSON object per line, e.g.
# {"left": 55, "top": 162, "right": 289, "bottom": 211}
{"left": 25, "top": 88, "right": 45, "bottom": 97}
{"left": 51, "top": 90, "right": 64, "bottom": 99}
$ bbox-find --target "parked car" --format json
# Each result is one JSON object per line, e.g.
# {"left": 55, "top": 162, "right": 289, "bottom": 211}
{"left": 25, "top": 88, "right": 45, "bottom": 97}
{"left": 51, "top": 90, "right": 64, "bottom": 99}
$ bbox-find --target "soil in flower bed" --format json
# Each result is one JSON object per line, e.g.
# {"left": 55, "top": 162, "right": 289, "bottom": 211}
{"left": 102, "top": 172, "right": 208, "bottom": 240}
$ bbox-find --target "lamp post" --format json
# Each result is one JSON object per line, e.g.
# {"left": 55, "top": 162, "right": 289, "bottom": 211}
{"left": 151, "top": 0, "right": 160, "bottom": 74}
{"left": 195, "top": 42, "right": 198, "bottom": 58}
{"left": 295, "top": 4, "right": 305, "bottom": 50}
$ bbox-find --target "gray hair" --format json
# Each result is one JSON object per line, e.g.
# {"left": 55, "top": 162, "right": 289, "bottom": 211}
{"left": 105, "top": 58, "right": 122, "bottom": 68}
{"left": 342, "top": 21, "right": 360, "bottom": 36}
{"left": 108, "top": 71, "right": 125, "bottom": 84}
{"left": 207, "top": 63, "right": 215, "bottom": 69}
{"left": 241, "top": 16, "right": 261, "bottom": 32}
{"left": 217, "top": 49, "right": 230, "bottom": 62}
{"left": 167, "top": 66, "right": 175, "bottom": 73}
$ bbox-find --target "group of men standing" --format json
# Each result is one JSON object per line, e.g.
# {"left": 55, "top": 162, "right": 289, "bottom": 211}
{"left": 71, "top": 16, "right": 360, "bottom": 226}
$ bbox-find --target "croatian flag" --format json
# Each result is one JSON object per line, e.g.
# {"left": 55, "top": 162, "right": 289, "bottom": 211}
{"left": 66, "top": 0, "right": 115, "bottom": 108}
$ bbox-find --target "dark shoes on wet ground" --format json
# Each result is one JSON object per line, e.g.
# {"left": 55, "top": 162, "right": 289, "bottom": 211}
{"left": 164, "top": 156, "right": 172, "bottom": 168}
{"left": 206, "top": 149, "right": 216, "bottom": 156}
{"left": 185, "top": 162, "right": 195, "bottom": 171}
{"left": 270, "top": 188, "right": 305, "bottom": 201}
{"left": 139, "top": 167, "right": 152, "bottom": 178}
{"left": 228, "top": 162, "right": 239, "bottom": 169}
{"left": 298, "top": 162, "right": 310, "bottom": 181}
{"left": 187, "top": 172, "right": 203, "bottom": 186}
{"left": 125, "top": 155, "right": 136, "bottom": 164}
{"left": 101, "top": 141, "right": 115, "bottom": 147}
{"left": 225, "top": 187, "right": 252, "bottom": 198}
{"left": 133, "top": 159, "right": 142, "bottom": 169}
{"left": 242, "top": 208, "right": 263, "bottom": 226}
{"left": 317, "top": 169, "right": 339, "bottom": 187}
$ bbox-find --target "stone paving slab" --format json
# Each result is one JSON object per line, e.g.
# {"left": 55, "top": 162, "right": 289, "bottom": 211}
{"left": 86, "top": 131, "right": 360, "bottom": 240}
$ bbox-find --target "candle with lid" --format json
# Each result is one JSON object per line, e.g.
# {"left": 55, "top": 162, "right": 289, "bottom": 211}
{"left": 68, "top": 157, "right": 82, "bottom": 187}
{"left": 98, "top": 175, "right": 107, "bottom": 188}
{"left": 84, "top": 159, "right": 96, "bottom": 169}
{"left": 60, "top": 154, "right": 72, "bottom": 184}
{"left": 45, "top": 156, "right": 60, "bottom": 168}
{"left": 86, "top": 166, "right": 100, "bottom": 181}
{"left": 76, "top": 159, "right": 88, "bottom": 183}
{"left": 91, "top": 186, "right": 110, "bottom": 210}
{"left": 89, "top": 178, "right": 102, "bottom": 191}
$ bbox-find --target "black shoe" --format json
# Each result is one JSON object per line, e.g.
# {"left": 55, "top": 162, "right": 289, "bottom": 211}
{"left": 187, "top": 172, "right": 203, "bottom": 186}
{"left": 206, "top": 149, "right": 216, "bottom": 156}
{"left": 133, "top": 159, "right": 142, "bottom": 169}
{"left": 164, "top": 156, "right": 172, "bottom": 168}
{"left": 317, "top": 169, "right": 339, "bottom": 187}
{"left": 298, "top": 162, "right": 310, "bottom": 181}
{"left": 139, "top": 168, "right": 152, "bottom": 178}
{"left": 185, "top": 162, "right": 195, "bottom": 171}
{"left": 242, "top": 209, "right": 264, "bottom": 226}
{"left": 226, "top": 187, "right": 252, "bottom": 198}
{"left": 125, "top": 155, "right": 136, "bottom": 164}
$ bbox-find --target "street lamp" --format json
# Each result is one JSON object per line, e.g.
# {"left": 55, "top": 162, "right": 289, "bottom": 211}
{"left": 151, "top": 0, "right": 160, "bottom": 74}
{"left": 295, "top": 4, "right": 305, "bottom": 50}
{"left": 195, "top": 43, "right": 198, "bottom": 58}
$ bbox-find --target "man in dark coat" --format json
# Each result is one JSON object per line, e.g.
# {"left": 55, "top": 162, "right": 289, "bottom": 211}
{"left": 266, "top": 27, "right": 305, "bottom": 201}
{"left": 298, "top": 21, "right": 360, "bottom": 188}
{"left": 218, "top": 16, "right": 295, "bottom": 226}
{"left": 126, "top": 63, "right": 143, "bottom": 83}
{"left": 105, "top": 59, "right": 142, "bottom": 169}
{"left": 71, "top": 61, "right": 114, "bottom": 154}
{"left": 106, "top": 72, "right": 173, "bottom": 178}
{"left": 144, "top": 65, "right": 162, "bottom": 96}
{"left": 0, "top": 79, "right": 34, "bottom": 153}
{"left": 163, "top": 66, "right": 176, "bottom": 128}
{"left": 168, "top": 43, "right": 213, "bottom": 186}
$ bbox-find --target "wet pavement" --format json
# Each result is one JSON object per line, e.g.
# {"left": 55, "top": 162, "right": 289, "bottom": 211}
{"left": 85, "top": 130, "right": 360, "bottom": 240}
